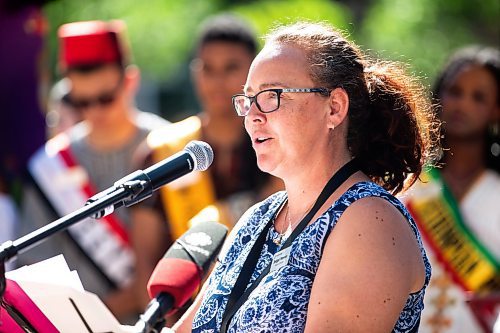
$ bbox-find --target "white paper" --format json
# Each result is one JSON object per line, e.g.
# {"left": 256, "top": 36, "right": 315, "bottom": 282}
{"left": 6, "top": 254, "right": 84, "bottom": 291}
{"left": 6, "top": 254, "right": 129, "bottom": 333}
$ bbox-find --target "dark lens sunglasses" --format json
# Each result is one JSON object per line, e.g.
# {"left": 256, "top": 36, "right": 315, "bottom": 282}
{"left": 62, "top": 78, "right": 123, "bottom": 110}
{"left": 62, "top": 92, "right": 117, "bottom": 110}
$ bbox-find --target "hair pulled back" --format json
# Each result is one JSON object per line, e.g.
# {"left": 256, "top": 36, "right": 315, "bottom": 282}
{"left": 265, "top": 22, "right": 441, "bottom": 194}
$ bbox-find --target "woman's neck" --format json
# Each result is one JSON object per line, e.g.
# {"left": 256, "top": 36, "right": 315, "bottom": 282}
{"left": 442, "top": 137, "right": 487, "bottom": 201}
{"left": 284, "top": 148, "right": 353, "bottom": 220}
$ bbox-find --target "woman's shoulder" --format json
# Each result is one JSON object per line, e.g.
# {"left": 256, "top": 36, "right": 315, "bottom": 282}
{"left": 332, "top": 182, "right": 419, "bottom": 247}
{"left": 341, "top": 181, "right": 387, "bottom": 196}
{"left": 321, "top": 183, "right": 427, "bottom": 285}
{"left": 334, "top": 181, "right": 400, "bottom": 209}
{"left": 337, "top": 181, "right": 415, "bottom": 223}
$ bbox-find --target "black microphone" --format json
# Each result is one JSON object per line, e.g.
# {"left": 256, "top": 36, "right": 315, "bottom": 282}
{"left": 88, "top": 140, "right": 214, "bottom": 218}
{"left": 134, "top": 221, "right": 228, "bottom": 333}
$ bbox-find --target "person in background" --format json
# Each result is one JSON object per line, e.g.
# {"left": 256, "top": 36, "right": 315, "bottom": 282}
{"left": 403, "top": 46, "right": 500, "bottom": 333}
{"left": 133, "top": 13, "right": 282, "bottom": 319}
{"left": 18, "top": 20, "right": 169, "bottom": 323}
{"left": 171, "top": 21, "right": 441, "bottom": 332}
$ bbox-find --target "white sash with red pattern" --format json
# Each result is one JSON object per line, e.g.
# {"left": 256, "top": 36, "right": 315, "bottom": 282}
{"left": 28, "top": 133, "right": 134, "bottom": 287}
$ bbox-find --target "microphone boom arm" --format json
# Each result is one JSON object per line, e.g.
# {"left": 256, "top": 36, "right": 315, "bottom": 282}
{"left": 0, "top": 140, "right": 214, "bottom": 299}
{"left": 0, "top": 178, "right": 149, "bottom": 297}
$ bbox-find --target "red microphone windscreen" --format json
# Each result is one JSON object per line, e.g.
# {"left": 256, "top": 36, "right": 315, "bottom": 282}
{"left": 147, "top": 257, "right": 201, "bottom": 309}
{"left": 145, "top": 221, "right": 228, "bottom": 315}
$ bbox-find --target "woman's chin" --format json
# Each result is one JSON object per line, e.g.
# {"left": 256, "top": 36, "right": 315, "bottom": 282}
{"left": 256, "top": 158, "right": 279, "bottom": 177}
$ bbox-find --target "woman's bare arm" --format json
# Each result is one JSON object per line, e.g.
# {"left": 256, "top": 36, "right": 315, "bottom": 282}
{"left": 305, "top": 197, "right": 425, "bottom": 332}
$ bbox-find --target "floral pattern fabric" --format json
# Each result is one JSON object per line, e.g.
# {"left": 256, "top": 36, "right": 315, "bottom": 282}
{"left": 192, "top": 182, "right": 431, "bottom": 333}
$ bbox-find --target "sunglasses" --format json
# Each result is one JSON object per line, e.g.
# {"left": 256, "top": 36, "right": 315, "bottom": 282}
{"left": 62, "top": 78, "right": 123, "bottom": 110}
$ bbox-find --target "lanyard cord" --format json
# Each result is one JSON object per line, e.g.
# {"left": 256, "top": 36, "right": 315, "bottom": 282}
{"left": 220, "top": 159, "right": 360, "bottom": 333}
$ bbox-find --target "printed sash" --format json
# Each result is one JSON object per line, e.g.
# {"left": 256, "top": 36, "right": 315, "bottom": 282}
{"left": 406, "top": 169, "right": 500, "bottom": 293}
{"left": 148, "top": 116, "right": 217, "bottom": 239}
{"left": 28, "top": 133, "right": 134, "bottom": 288}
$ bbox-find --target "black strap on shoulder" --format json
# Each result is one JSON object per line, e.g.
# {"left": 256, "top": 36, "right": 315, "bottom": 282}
{"left": 220, "top": 159, "right": 359, "bottom": 332}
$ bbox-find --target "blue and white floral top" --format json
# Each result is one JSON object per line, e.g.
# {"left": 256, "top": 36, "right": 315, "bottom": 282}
{"left": 192, "top": 182, "right": 431, "bottom": 332}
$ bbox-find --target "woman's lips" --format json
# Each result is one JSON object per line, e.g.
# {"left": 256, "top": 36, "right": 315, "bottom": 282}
{"left": 252, "top": 135, "right": 273, "bottom": 147}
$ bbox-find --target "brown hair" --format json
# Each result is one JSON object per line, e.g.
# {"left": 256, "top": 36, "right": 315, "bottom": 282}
{"left": 266, "top": 22, "right": 441, "bottom": 194}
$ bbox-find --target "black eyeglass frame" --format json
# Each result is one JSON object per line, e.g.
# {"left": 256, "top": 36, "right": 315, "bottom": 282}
{"left": 232, "top": 87, "right": 331, "bottom": 117}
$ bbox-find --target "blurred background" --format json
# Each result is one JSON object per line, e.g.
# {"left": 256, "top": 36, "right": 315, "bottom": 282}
{"left": 0, "top": 0, "right": 498, "bottom": 326}
{"left": 3, "top": 0, "right": 500, "bottom": 121}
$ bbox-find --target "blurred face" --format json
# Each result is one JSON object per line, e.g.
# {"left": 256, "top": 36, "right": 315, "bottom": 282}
{"left": 192, "top": 41, "right": 254, "bottom": 117}
{"left": 441, "top": 65, "right": 499, "bottom": 140}
{"left": 65, "top": 65, "right": 129, "bottom": 130}
{"left": 243, "top": 43, "right": 332, "bottom": 177}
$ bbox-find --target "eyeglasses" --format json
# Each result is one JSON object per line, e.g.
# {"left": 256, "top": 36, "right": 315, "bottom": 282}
{"left": 232, "top": 88, "right": 330, "bottom": 117}
{"left": 62, "top": 78, "right": 123, "bottom": 111}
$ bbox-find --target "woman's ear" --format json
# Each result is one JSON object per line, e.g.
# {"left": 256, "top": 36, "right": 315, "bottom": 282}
{"left": 327, "top": 88, "right": 349, "bottom": 129}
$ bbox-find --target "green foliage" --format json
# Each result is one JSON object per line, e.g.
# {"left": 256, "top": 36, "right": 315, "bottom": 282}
{"left": 359, "top": 0, "right": 499, "bottom": 83}
{"left": 44, "top": 0, "right": 220, "bottom": 79}
{"left": 43, "top": 0, "right": 499, "bottom": 116}
{"left": 44, "top": 0, "right": 351, "bottom": 80}
{"left": 231, "top": 0, "right": 352, "bottom": 43}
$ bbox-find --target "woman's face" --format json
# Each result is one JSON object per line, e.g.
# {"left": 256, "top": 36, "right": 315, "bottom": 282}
{"left": 243, "top": 43, "right": 332, "bottom": 177}
{"left": 441, "top": 65, "right": 499, "bottom": 140}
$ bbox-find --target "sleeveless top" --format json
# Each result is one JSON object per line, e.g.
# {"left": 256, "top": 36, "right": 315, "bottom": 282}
{"left": 192, "top": 182, "right": 432, "bottom": 332}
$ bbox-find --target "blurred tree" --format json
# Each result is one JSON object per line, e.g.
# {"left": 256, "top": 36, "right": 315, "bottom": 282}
{"left": 43, "top": 0, "right": 219, "bottom": 79}
{"left": 231, "top": 0, "right": 351, "bottom": 39}
{"left": 358, "top": 0, "right": 499, "bottom": 83}
{"left": 42, "top": 0, "right": 499, "bottom": 119}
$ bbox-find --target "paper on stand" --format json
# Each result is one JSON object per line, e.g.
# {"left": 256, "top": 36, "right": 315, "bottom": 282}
{"left": 5, "top": 255, "right": 129, "bottom": 333}
{"left": 6, "top": 254, "right": 84, "bottom": 291}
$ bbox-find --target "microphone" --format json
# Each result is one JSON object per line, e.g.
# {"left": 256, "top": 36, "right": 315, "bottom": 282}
{"left": 134, "top": 221, "right": 228, "bottom": 333}
{"left": 88, "top": 140, "right": 214, "bottom": 218}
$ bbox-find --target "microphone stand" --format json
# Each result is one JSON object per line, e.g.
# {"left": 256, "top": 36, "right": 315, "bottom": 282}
{"left": 0, "top": 177, "right": 151, "bottom": 299}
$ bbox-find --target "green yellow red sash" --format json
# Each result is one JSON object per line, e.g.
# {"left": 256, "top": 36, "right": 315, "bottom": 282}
{"left": 406, "top": 168, "right": 500, "bottom": 293}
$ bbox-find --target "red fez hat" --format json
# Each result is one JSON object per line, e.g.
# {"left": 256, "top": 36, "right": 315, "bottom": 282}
{"left": 58, "top": 20, "right": 128, "bottom": 70}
